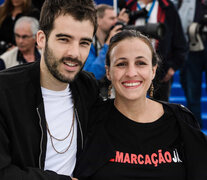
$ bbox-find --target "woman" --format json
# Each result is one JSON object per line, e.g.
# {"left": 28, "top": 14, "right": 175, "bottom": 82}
{"left": 74, "top": 30, "right": 207, "bottom": 180}
{"left": 0, "top": 0, "right": 39, "bottom": 54}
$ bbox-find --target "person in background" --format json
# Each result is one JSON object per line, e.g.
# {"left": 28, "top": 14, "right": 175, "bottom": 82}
{"left": 123, "top": 0, "right": 187, "bottom": 101}
{"left": 32, "top": 0, "right": 44, "bottom": 11}
{"left": 0, "top": 0, "right": 99, "bottom": 180}
{"left": 83, "top": 4, "right": 129, "bottom": 80}
{"left": 74, "top": 30, "right": 207, "bottom": 180}
{"left": 0, "top": 0, "right": 39, "bottom": 54}
{"left": 176, "top": 0, "right": 207, "bottom": 128}
{"left": 0, "top": 16, "right": 40, "bottom": 70}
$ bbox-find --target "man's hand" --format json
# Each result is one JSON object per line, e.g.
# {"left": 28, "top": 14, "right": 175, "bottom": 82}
{"left": 117, "top": 8, "right": 129, "bottom": 24}
{"left": 105, "top": 25, "right": 123, "bottom": 45}
{"left": 72, "top": 178, "right": 78, "bottom": 180}
{"left": 161, "top": 67, "right": 175, "bottom": 82}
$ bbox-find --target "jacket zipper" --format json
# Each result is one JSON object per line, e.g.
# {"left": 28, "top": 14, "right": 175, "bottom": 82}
{"left": 36, "top": 107, "right": 44, "bottom": 169}
{"left": 75, "top": 108, "right": 84, "bottom": 149}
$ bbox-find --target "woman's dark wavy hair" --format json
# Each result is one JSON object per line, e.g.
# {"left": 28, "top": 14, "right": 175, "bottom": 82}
{"left": 39, "top": 0, "right": 97, "bottom": 39}
{"left": 0, "top": 0, "right": 32, "bottom": 27}
{"left": 106, "top": 30, "right": 161, "bottom": 67}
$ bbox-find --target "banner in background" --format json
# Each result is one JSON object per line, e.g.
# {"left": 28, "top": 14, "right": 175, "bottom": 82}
{"left": 0, "top": 0, "right": 4, "bottom": 5}
{"left": 94, "top": 0, "right": 113, "bottom": 5}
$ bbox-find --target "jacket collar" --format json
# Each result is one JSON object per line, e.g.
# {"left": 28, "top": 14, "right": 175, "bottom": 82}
{"left": 127, "top": 0, "right": 170, "bottom": 10}
{"left": 158, "top": 0, "right": 169, "bottom": 8}
{"left": 28, "top": 60, "right": 82, "bottom": 107}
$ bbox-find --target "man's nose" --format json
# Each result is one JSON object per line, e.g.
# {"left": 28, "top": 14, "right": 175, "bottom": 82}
{"left": 16, "top": 38, "right": 23, "bottom": 44}
{"left": 113, "top": 18, "right": 118, "bottom": 25}
{"left": 66, "top": 42, "right": 80, "bottom": 59}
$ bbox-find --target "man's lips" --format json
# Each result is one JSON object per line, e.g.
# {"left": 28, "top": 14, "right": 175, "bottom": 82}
{"left": 62, "top": 57, "right": 82, "bottom": 67}
{"left": 63, "top": 61, "right": 79, "bottom": 71}
{"left": 64, "top": 61, "right": 78, "bottom": 67}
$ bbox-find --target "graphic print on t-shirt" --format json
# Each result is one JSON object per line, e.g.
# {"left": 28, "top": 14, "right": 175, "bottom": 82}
{"left": 110, "top": 148, "right": 182, "bottom": 167}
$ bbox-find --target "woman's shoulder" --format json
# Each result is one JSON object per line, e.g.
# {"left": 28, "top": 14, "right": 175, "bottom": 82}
{"left": 157, "top": 100, "right": 200, "bottom": 129}
{"left": 92, "top": 99, "right": 114, "bottom": 114}
{"left": 89, "top": 99, "right": 114, "bottom": 122}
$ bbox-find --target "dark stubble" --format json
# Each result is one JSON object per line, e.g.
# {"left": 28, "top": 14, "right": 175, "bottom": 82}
{"left": 44, "top": 42, "right": 83, "bottom": 83}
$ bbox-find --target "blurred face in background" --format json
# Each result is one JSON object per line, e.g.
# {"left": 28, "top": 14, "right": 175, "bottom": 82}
{"left": 15, "top": 22, "right": 36, "bottom": 53}
{"left": 11, "top": 0, "right": 24, "bottom": 7}
{"left": 98, "top": 9, "right": 117, "bottom": 34}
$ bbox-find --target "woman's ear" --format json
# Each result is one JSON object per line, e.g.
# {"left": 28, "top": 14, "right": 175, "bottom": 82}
{"left": 152, "top": 64, "right": 158, "bottom": 80}
{"left": 105, "top": 65, "right": 111, "bottom": 81}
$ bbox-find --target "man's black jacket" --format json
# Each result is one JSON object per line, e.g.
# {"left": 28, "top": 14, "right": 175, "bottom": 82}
{"left": 0, "top": 61, "right": 100, "bottom": 180}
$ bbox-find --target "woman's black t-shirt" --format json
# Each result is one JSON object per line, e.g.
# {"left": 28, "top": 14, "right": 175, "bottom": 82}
{"left": 90, "top": 103, "right": 186, "bottom": 180}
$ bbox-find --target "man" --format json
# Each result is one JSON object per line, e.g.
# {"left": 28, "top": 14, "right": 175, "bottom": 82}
{"left": 0, "top": 16, "right": 40, "bottom": 70}
{"left": 83, "top": 4, "right": 128, "bottom": 80}
{"left": 125, "top": 0, "right": 187, "bottom": 101}
{"left": 0, "top": 0, "right": 98, "bottom": 180}
{"left": 178, "top": 0, "right": 207, "bottom": 128}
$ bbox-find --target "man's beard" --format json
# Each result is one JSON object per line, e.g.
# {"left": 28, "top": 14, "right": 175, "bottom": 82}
{"left": 44, "top": 42, "right": 83, "bottom": 83}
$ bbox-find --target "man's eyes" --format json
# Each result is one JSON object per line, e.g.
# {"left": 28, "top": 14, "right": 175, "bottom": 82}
{"left": 136, "top": 61, "right": 147, "bottom": 65}
{"left": 57, "top": 38, "right": 90, "bottom": 46}
{"left": 58, "top": 38, "right": 69, "bottom": 42}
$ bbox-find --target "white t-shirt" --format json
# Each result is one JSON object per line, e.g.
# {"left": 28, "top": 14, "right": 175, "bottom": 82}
{"left": 42, "top": 85, "right": 77, "bottom": 176}
{"left": 135, "top": 0, "right": 159, "bottom": 26}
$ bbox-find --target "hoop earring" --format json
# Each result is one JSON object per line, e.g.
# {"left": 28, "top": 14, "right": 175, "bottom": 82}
{"left": 150, "top": 83, "right": 154, "bottom": 98}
